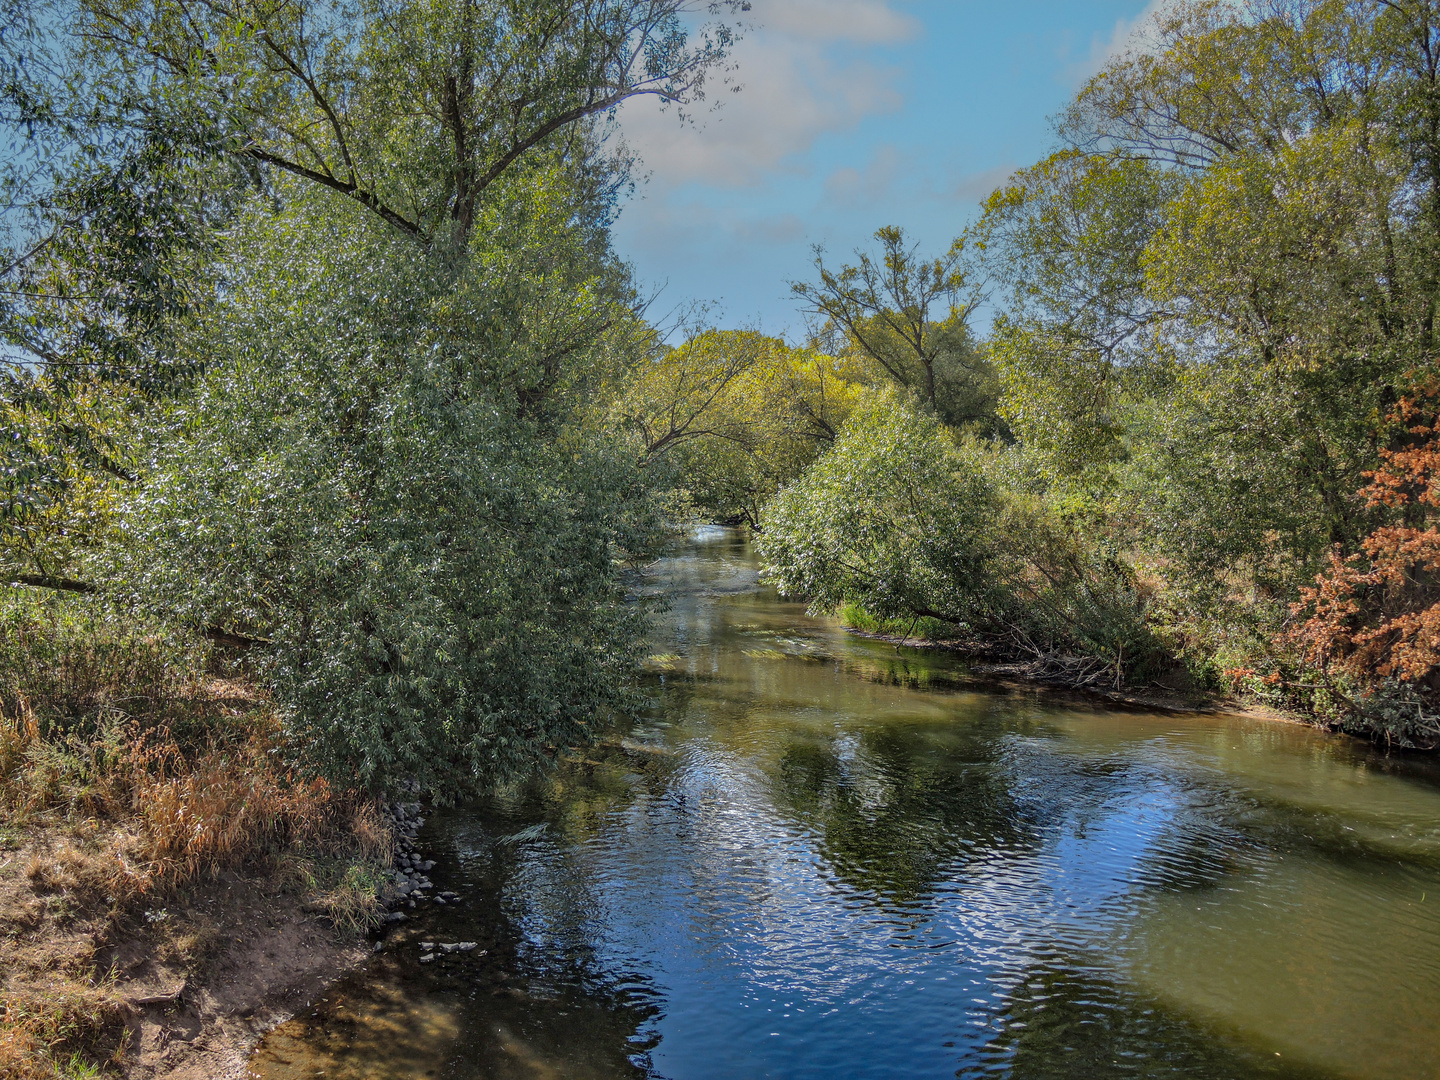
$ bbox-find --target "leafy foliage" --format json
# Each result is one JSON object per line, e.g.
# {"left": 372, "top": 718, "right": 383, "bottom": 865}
{"left": 1, "top": 0, "right": 741, "bottom": 789}
{"left": 791, "top": 226, "right": 1001, "bottom": 432}
{"left": 614, "top": 328, "right": 863, "bottom": 525}
{"left": 1288, "top": 386, "right": 1440, "bottom": 742}
{"left": 758, "top": 391, "right": 1165, "bottom": 687}
{"left": 99, "top": 184, "right": 664, "bottom": 792}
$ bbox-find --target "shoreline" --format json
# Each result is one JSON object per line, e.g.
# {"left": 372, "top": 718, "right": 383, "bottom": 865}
{"left": 115, "top": 875, "right": 370, "bottom": 1080}
{"left": 839, "top": 626, "right": 1309, "bottom": 726}
{"left": 0, "top": 828, "right": 373, "bottom": 1080}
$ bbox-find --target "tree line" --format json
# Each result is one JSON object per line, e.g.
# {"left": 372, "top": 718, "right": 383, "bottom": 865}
{"left": 7, "top": 0, "right": 1440, "bottom": 798}
{"left": 646, "top": 0, "right": 1440, "bottom": 747}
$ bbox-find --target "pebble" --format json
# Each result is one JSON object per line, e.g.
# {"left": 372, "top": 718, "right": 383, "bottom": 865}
{"left": 385, "top": 912, "right": 407, "bottom": 923}
{"left": 420, "top": 942, "right": 435, "bottom": 949}
{"left": 418, "top": 953, "right": 434, "bottom": 964}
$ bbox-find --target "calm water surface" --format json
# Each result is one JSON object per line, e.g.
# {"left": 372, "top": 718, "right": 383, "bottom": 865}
{"left": 250, "top": 528, "right": 1440, "bottom": 1080}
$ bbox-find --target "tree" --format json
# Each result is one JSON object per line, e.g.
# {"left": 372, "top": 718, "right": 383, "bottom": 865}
{"left": 610, "top": 328, "right": 861, "bottom": 526}
{"left": 106, "top": 175, "right": 668, "bottom": 792}
{"left": 982, "top": 0, "right": 1440, "bottom": 590}
{"left": 63, "top": 0, "right": 745, "bottom": 244}
{"left": 0, "top": 0, "right": 744, "bottom": 789}
{"left": 1, "top": 0, "right": 745, "bottom": 586}
{"left": 757, "top": 390, "right": 1162, "bottom": 686}
{"left": 976, "top": 150, "right": 1176, "bottom": 487}
{"left": 1288, "top": 384, "right": 1440, "bottom": 744}
{"left": 790, "top": 226, "right": 997, "bottom": 430}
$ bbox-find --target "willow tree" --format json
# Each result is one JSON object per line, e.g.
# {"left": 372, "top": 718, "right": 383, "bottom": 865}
{"left": 1, "top": 0, "right": 744, "bottom": 790}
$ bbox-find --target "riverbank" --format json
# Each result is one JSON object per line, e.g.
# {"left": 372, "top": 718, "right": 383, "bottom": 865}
{"left": 0, "top": 826, "right": 372, "bottom": 1080}
{"left": 839, "top": 626, "right": 1307, "bottom": 726}
{"left": 0, "top": 655, "right": 393, "bottom": 1080}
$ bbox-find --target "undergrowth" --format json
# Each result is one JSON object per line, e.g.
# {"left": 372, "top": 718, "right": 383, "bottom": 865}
{"left": 836, "top": 602, "right": 958, "bottom": 642}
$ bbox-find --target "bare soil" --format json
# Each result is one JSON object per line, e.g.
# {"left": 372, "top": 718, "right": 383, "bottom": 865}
{"left": 0, "top": 823, "right": 369, "bottom": 1080}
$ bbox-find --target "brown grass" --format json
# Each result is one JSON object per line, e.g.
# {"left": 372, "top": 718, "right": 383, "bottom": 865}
{"left": 0, "top": 599, "right": 393, "bottom": 1078}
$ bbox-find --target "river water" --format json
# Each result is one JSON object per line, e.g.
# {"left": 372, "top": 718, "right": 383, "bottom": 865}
{"left": 249, "top": 527, "right": 1440, "bottom": 1080}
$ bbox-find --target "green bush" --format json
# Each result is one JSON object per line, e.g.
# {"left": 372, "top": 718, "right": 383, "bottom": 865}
{"left": 759, "top": 390, "right": 1168, "bottom": 685}
{"left": 103, "top": 192, "right": 663, "bottom": 796}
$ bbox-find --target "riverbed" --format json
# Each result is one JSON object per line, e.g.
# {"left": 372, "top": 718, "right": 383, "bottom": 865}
{"left": 248, "top": 526, "right": 1440, "bottom": 1079}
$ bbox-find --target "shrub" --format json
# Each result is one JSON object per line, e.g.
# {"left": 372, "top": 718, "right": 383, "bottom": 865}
{"left": 759, "top": 389, "right": 1168, "bottom": 687}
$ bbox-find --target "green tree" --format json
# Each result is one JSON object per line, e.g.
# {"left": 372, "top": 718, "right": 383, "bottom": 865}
{"left": 107, "top": 175, "right": 666, "bottom": 792}
{"left": 790, "top": 226, "right": 1000, "bottom": 431}
{"left": 610, "top": 328, "right": 861, "bottom": 526}
{"left": 757, "top": 390, "right": 1161, "bottom": 685}
{"left": 0, "top": 0, "right": 744, "bottom": 788}
{"left": 976, "top": 150, "right": 1177, "bottom": 488}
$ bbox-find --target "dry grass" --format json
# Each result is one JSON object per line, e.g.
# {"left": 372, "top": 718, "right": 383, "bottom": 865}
{"left": 0, "top": 984, "right": 129, "bottom": 1080}
{"left": 0, "top": 593, "right": 393, "bottom": 1077}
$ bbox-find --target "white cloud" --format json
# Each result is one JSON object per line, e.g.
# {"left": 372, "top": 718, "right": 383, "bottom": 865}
{"left": 947, "top": 162, "right": 1016, "bottom": 205}
{"left": 1061, "top": 0, "right": 1168, "bottom": 88}
{"left": 617, "top": 0, "right": 914, "bottom": 190}
{"left": 754, "top": 0, "right": 919, "bottom": 43}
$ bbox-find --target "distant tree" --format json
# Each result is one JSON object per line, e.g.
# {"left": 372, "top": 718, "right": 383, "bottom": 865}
{"left": 610, "top": 328, "right": 860, "bottom": 526}
{"left": 790, "top": 226, "right": 997, "bottom": 430}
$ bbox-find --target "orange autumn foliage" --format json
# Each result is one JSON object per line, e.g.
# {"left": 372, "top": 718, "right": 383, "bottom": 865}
{"left": 1290, "top": 387, "right": 1440, "bottom": 687}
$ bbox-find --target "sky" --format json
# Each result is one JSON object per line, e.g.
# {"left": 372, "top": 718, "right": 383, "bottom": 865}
{"left": 610, "top": 0, "right": 1161, "bottom": 340}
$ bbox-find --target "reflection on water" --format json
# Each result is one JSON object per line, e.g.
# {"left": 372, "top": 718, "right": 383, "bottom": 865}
{"left": 249, "top": 527, "right": 1440, "bottom": 1079}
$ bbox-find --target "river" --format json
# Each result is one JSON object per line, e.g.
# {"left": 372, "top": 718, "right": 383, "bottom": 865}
{"left": 249, "top": 526, "right": 1440, "bottom": 1079}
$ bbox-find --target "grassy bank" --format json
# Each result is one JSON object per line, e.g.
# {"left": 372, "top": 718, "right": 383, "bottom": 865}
{"left": 0, "top": 591, "right": 391, "bottom": 1079}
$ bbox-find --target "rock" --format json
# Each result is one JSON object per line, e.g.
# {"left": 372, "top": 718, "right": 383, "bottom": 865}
{"left": 422, "top": 860, "right": 436, "bottom": 870}
{"left": 418, "top": 953, "right": 434, "bottom": 964}
{"left": 373, "top": 941, "right": 384, "bottom": 953}
{"left": 457, "top": 942, "right": 478, "bottom": 952}
{"left": 440, "top": 943, "right": 459, "bottom": 954}
{"left": 385, "top": 912, "right": 407, "bottom": 923}
{"left": 434, "top": 897, "right": 447, "bottom": 905}
{"left": 440, "top": 891, "right": 457, "bottom": 900}
{"left": 419, "top": 942, "right": 435, "bottom": 949}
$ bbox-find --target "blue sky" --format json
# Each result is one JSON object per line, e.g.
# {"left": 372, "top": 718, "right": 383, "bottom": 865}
{"left": 611, "top": 0, "right": 1160, "bottom": 339}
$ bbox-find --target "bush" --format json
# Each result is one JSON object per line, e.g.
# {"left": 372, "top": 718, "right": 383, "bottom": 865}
{"left": 759, "top": 390, "right": 1168, "bottom": 687}
{"left": 102, "top": 196, "right": 664, "bottom": 796}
